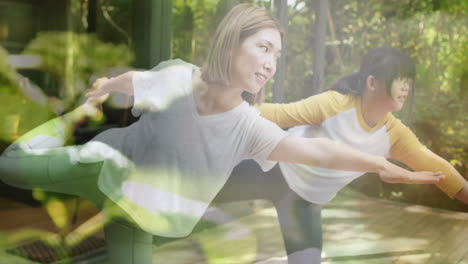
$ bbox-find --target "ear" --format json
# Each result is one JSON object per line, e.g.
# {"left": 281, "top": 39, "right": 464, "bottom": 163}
{"left": 366, "top": 75, "right": 377, "bottom": 92}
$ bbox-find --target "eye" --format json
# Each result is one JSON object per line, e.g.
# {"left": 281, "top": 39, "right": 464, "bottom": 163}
{"left": 260, "top": 45, "right": 268, "bottom": 52}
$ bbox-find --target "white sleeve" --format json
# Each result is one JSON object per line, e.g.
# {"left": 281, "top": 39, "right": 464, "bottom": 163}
{"left": 245, "top": 111, "right": 288, "bottom": 171}
{"left": 131, "top": 59, "right": 193, "bottom": 116}
{"left": 131, "top": 70, "right": 170, "bottom": 116}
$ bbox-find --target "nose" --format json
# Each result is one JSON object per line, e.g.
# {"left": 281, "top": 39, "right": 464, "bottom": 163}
{"left": 402, "top": 82, "right": 410, "bottom": 92}
{"left": 264, "top": 56, "right": 276, "bottom": 74}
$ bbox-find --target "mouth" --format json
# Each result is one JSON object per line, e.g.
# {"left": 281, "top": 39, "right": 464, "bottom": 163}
{"left": 397, "top": 95, "right": 407, "bottom": 102}
{"left": 255, "top": 73, "right": 268, "bottom": 86}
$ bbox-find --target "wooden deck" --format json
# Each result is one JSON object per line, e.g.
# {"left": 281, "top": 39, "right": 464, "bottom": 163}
{"left": 1, "top": 189, "right": 468, "bottom": 263}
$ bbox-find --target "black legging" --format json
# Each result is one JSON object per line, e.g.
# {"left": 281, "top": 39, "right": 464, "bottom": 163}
{"left": 212, "top": 160, "right": 323, "bottom": 263}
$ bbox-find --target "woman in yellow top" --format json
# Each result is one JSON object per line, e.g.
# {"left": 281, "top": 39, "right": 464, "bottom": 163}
{"left": 213, "top": 46, "right": 468, "bottom": 264}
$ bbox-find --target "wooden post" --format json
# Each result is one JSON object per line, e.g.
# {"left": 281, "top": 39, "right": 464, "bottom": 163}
{"left": 310, "top": 0, "right": 328, "bottom": 95}
{"left": 132, "top": 0, "right": 172, "bottom": 69}
{"left": 272, "top": 0, "right": 287, "bottom": 103}
{"left": 87, "top": 0, "right": 97, "bottom": 33}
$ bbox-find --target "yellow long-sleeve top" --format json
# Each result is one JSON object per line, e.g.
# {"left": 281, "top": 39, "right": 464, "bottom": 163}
{"left": 258, "top": 90, "right": 465, "bottom": 204}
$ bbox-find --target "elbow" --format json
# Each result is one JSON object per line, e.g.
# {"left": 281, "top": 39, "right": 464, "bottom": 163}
{"left": 455, "top": 183, "right": 468, "bottom": 205}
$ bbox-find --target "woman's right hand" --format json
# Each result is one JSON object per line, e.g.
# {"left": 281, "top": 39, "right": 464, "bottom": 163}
{"left": 86, "top": 77, "right": 111, "bottom": 101}
{"left": 378, "top": 161, "right": 445, "bottom": 184}
{"left": 79, "top": 77, "right": 110, "bottom": 121}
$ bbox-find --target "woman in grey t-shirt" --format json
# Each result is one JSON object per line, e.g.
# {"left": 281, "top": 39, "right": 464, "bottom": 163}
{"left": 0, "top": 4, "right": 443, "bottom": 264}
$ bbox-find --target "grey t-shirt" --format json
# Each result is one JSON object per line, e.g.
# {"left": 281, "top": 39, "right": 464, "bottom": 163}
{"left": 94, "top": 60, "right": 287, "bottom": 237}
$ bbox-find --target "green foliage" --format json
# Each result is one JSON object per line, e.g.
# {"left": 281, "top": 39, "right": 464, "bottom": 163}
{"left": 22, "top": 32, "right": 134, "bottom": 107}
{"left": 0, "top": 46, "right": 20, "bottom": 91}
{"left": 172, "top": 0, "right": 221, "bottom": 65}
{"left": 172, "top": 0, "right": 195, "bottom": 62}
{"left": 95, "top": 0, "right": 133, "bottom": 44}
{"left": 0, "top": 87, "right": 54, "bottom": 145}
{"left": 172, "top": 0, "right": 265, "bottom": 65}
{"left": 0, "top": 47, "right": 54, "bottom": 146}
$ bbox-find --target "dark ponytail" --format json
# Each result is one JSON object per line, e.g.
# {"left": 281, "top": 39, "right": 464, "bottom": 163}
{"left": 331, "top": 46, "right": 416, "bottom": 97}
{"left": 330, "top": 71, "right": 366, "bottom": 97}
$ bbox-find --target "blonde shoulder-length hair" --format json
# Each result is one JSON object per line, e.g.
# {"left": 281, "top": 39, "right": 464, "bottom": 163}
{"left": 201, "top": 3, "right": 284, "bottom": 105}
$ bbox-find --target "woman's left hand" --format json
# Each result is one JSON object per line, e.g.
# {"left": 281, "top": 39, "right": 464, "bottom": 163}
{"left": 379, "top": 162, "right": 445, "bottom": 184}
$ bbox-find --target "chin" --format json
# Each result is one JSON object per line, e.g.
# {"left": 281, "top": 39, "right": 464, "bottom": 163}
{"left": 392, "top": 104, "right": 404, "bottom": 112}
{"left": 245, "top": 85, "right": 262, "bottom": 95}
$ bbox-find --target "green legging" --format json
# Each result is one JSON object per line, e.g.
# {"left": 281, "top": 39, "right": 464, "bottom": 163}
{"left": 0, "top": 143, "right": 154, "bottom": 264}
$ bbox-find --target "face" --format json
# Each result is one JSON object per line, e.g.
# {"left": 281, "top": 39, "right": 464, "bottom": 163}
{"left": 390, "top": 77, "right": 412, "bottom": 111}
{"left": 230, "top": 28, "right": 282, "bottom": 94}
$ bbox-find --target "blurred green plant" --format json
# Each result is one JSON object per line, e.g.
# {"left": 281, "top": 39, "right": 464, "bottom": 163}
{"left": 22, "top": 32, "right": 134, "bottom": 108}
{"left": 0, "top": 46, "right": 19, "bottom": 91}
{"left": 0, "top": 31, "right": 135, "bottom": 260}
{"left": 0, "top": 47, "right": 54, "bottom": 145}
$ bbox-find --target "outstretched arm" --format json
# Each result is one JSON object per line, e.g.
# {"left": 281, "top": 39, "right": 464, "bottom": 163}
{"left": 268, "top": 136, "right": 445, "bottom": 185}
{"left": 85, "top": 71, "right": 135, "bottom": 100}
{"left": 86, "top": 61, "right": 191, "bottom": 112}
{"left": 397, "top": 146, "right": 468, "bottom": 204}
{"left": 388, "top": 118, "right": 468, "bottom": 204}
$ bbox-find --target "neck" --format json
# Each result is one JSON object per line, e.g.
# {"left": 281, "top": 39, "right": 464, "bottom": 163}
{"left": 193, "top": 70, "right": 244, "bottom": 116}
{"left": 361, "top": 92, "right": 391, "bottom": 127}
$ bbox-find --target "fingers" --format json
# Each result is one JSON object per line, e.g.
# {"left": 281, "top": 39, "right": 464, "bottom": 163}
{"left": 380, "top": 169, "right": 445, "bottom": 185}
{"left": 85, "top": 93, "right": 109, "bottom": 105}
{"left": 406, "top": 171, "right": 445, "bottom": 184}
{"left": 85, "top": 77, "right": 110, "bottom": 109}
{"left": 86, "top": 77, "right": 109, "bottom": 99}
